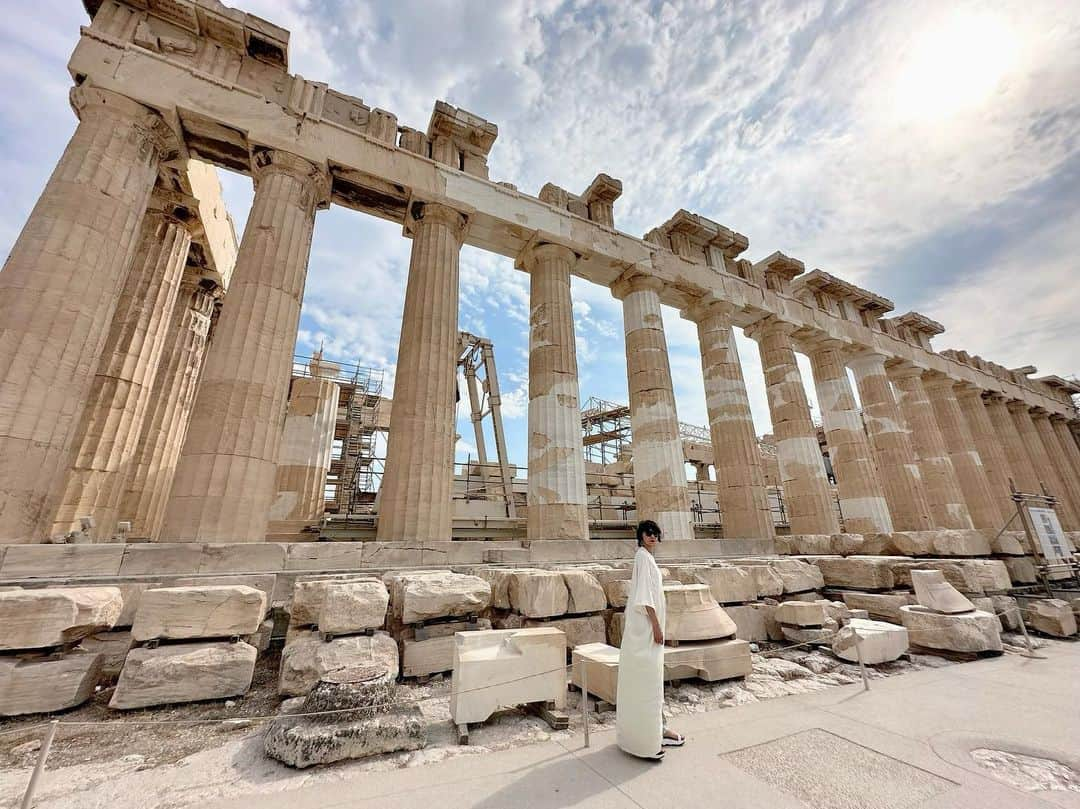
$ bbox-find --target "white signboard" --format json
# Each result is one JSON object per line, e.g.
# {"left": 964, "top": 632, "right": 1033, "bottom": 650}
{"left": 1028, "top": 507, "right": 1069, "bottom": 562}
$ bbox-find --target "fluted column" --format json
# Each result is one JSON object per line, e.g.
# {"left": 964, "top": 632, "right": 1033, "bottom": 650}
{"left": 955, "top": 385, "right": 1013, "bottom": 525}
{"left": 119, "top": 280, "right": 216, "bottom": 540}
{"left": 1031, "top": 411, "right": 1080, "bottom": 530}
{"left": 984, "top": 397, "right": 1039, "bottom": 494}
{"left": 0, "top": 85, "right": 169, "bottom": 543}
{"left": 520, "top": 243, "right": 588, "bottom": 539}
{"left": 51, "top": 193, "right": 195, "bottom": 540}
{"left": 1051, "top": 416, "right": 1080, "bottom": 485}
{"left": 611, "top": 272, "right": 693, "bottom": 540}
{"left": 684, "top": 300, "right": 773, "bottom": 540}
{"left": 849, "top": 352, "right": 933, "bottom": 530}
{"left": 270, "top": 376, "right": 341, "bottom": 523}
{"left": 923, "top": 373, "right": 1003, "bottom": 530}
{"left": 1009, "top": 402, "right": 1065, "bottom": 501}
{"left": 376, "top": 202, "right": 469, "bottom": 541}
{"left": 888, "top": 364, "right": 973, "bottom": 529}
{"left": 160, "top": 150, "right": 330, "bottom": 543}
{"left": 746, "top": 317, "right": 838, "bottom": 535}
{"left": 807, "top": 341, "right": 892, "bottom": 533}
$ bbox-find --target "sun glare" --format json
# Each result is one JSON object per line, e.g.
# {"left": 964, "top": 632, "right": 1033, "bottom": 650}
{"left": 892, "top": 11, "right": 1018, "bottom": 122}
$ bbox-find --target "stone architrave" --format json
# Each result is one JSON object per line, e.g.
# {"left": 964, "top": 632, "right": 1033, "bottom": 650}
{"left": 954, "top": 386, "right": 1013, "bottom": 526}
{"left": 984, "top": 396, "right": 1039, "bottom": 494}
{"left": 807, "top": 341, "right": 892, "bottom": 533}
{"left": 923, "top": 374, "right": 1002, "bottom": 531}
{"left": 160, "top": 149, "right": 330, "bottom": 543}
{"left": 377, "top": 202, "right": 469, "bottom": 541}
{"left": 888, "top": 364, "right": 973, "bottom": 529}
{"left": 119, "top": 280, "right": 216, "bottom": 540}
{"left": 0, "top": 85, "right": 169, "bottom": 543}
{"left": 52, "top": 192, "right": 195, "bottom": 540}
{"left": 684, "top": 299, "right": 774, "bottom": 539}
{"left": 1032, "top": 412, "right": 1080, "bottom": 530}
{"left": 746, "top": 317, "right": 838, "bottom": 535}
{"left": 270, "top": 375, "right": 341, "bottom": 523}
{"left": 910, "top": 569, "right": 974, "bottom": 614}
{"left": 519, "top": 243, "right": 589, "bottom": 540}
{"left": 611, "top": 272, "right": 693, "bottom": 540}
{"left": 848, "top": 352, "right": 933, "bottom": 531}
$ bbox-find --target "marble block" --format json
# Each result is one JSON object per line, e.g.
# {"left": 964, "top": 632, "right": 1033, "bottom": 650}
{"left": 832, "top": 619, "right": 909, "bottom": 664}
{"left": 279, "top": 629, "right": 399, "bottom": 697}
{"left": 0, "top": 651, "right": 103, "bottom": 716}
{"left": 509, "top": 570, "right": 569, "bottom": 618}
{"left": 725, "top": 604, "right": 770, "bottom": 641}
{"left": 390, "top": 571, "right": 492, "bottom": 624}
{"left": 1024, "top": 599, "right": 1078, "bottom": 638}
{"left": 131, "top": 586, "right": 266, "bottom": 642}
{"left": 899, "top": 606, "right": 1002, "bottom": 654}
{"left": 571, "top": 642, "right": 619, "bottom": 704}
{"left": 694, "top": 566, "right": 757, "bottom": 604}
{"left": 450, "top": 628, "right": 567, "bottom": 725}
{"left": 524, "top": 614, "right": 606, "bottom": 650}
{"left": 561, "top": 570, "right": 606, "bottom": 614}
{"left": 110, "top": 641, "right": 257, "bottom": 709}
{"left": 910, "top": 570, "right": 974, "bottom": 615}
{"left": 769, "top": 559, "right": 825, "bottom": 593}
{"left": 663, "top": 638, "right": 752, "bottom": 682}
{"left": 812, "top": 557, "right": 897, "bottom": 590}
{"left": 839, "top": 592, "right": 915, "bottom": 623}
{"left": 290, "top": 576, "right": 377, "bottom": 627}
{"left": 319, "top": 581, "right": 390, "bottom": 634}
{"left": 0, "top": 587, "right": 123, "bottom": 651}
{"left": 775, "top": 600, "right": 827, "bottom": 627}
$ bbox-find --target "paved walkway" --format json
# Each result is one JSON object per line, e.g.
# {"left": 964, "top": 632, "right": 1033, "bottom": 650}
{"left": 212, "top": 641, "right": 1080, "bottom": 809}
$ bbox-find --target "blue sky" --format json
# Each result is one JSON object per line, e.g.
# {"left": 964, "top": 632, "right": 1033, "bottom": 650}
{"left": 2, "top": 0, "right": 1079, "bottom": 473}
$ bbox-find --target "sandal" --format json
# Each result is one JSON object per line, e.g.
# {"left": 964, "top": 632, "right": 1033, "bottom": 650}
{"left": 662, "top": 732, "right": 685, "bottom": 747}
{"left": 647, "top": 750, "right": 665, "bottom": 760}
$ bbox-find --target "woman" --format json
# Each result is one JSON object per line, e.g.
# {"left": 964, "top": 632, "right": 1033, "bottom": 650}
{"left": 615, "top": 519, "right": 684, "bottom": 760}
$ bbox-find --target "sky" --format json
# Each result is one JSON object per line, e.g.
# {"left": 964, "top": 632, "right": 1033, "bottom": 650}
{"left": 2, "top": 0, "right": 1079, "bottom": 475}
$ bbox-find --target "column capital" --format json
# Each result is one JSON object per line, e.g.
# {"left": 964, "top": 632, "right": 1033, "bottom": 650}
{"left": 404, "top": 200, "right": 470, "bottom": 244}
{"left": 802, "top": 334, "right": 846, "bottom": 356}
{"left": 921, "top": 370, "right": 959, "bottom": 393}
{"left": 953, "top": 381, "right": 986, "bottom": 399}
{"left": 680, "top": 296, "right": 735, "bottom": 326}
{"left": 516, "top": 241, "right": 577, "bottom": 272}
{"left": 743, "top": 315, "right": 795, "bottom": 342}
{"left": 252, "top": 148, "right": 332, "bottom": 211}
{"left": 1029, "top": 407, "right": 1051, "bottom": 420}
{"left": 70, "top": 83, "right": 179, "bottom": 161}
{"left": 1006, "top": 399, "right": 1032, "bottom": 415}
{"left": 610, "top": 269, "right": 663, "bottom": 300}
{"left": 146, "top": 188, "right": 202, "bottom": 232}
{"left": 884, "top": 361, "right": 925, "bottom": 381}
{"left": 846, "top": 349, "right": 888, "bottom": 372}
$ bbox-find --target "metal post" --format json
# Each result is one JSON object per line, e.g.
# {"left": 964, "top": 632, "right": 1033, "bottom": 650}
{"left": 20, "top": 720, "right": 58, "bottom": 809}
{"left": 854, "top": 639, "right": 870, "bottom": 692}
{"left": 581, "top": 662, "right": 590, "bottom": 748}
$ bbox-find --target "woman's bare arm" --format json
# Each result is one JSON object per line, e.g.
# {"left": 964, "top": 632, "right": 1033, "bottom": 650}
{"left": 644, "top": 606, "right": 664, "bottom": 644}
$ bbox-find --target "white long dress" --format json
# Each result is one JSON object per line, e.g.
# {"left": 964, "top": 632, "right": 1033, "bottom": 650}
{"left": 616, "top": 546, "right": 666, "bottom": 758}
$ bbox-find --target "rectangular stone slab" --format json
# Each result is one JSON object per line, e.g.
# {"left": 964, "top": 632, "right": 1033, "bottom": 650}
{"left": 0, "top": 587, "right": 123, "bottom": 651}
{"left": 319, "top": 580, "right": 390, "bottom": 634}
{"left": 899, "top": 606, "right": 1002, "bottom": 653}
{"left": 561, "top": 570, "right": 606, "bottom": 614}
{"left": 0, "top": 652, "right": 103, "bottom": 716}
{"left": 839, "top": 592, "right": 915, "bottom": 623}
{"left": 131, "top": 586, "right": 266, "bottom": 642}
{"left": 508, "top": 570, "right": 569, "bottom": 618}
{"left": 811, "top": 557, "right": 897, "bottom": 590}
{"left": 110, "top": 641, "right": 257, "bottom": 709}
{"left": 571, "top": 642, "right": 619, "bottom": 704}
{"left": 694, "top": 566, "right": 757, "bottom": 604}
{"left": 725, "top": 604, "right": 770, "bottom": 641}
{"left": 524, "top": 614, "right": 606, "bottom": 650}
{"left": 388, "top": 571, "right": 492, "bottom": 624}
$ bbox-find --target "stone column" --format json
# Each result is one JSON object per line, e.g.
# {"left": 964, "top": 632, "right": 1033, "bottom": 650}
{"left": 807, "top": 341, "right": 892, "bottom": 534}
{"left": 1031, "top": 411, "right": 1080, "bottom": 530}
{"left": 520, "top": 243, "right": 588, "bottom": 540}
{"left": 955, "top": 385, "right": 1013, "bottom": 526}
{"left": 984, "top": 397, "right": 1039, "bottom": 493}
{"left": 119, "top": 281, "right": 216, "bottom": 540}
{"left": 887, "top": 364, "right": 973, "bottom": 529}
{"left": 684, "top": 300, "right": 774, "bottom": 540}
{"left": 0, "top": 85, "right": 169, "bottom": 543}
{"left": 270, "top": 376, "right": 341, "bottom": 524}
{"left": 1010, "top": 402, "right": 1065, "bottom": 500}
{"left": 376, "top": 202, "right": 469, "bottom": 541}
{"left": 1051, "top": 416, "right": 1080, "bottom": 485}
{"left": 611, "top": 272, "right": 693, "bottom": 540}
{"left": 159, "top": 150, "right": 330, "bottom": 543}
{"left": 746, "top": 317, "right": 839, "bottom": 535}
{"left": 923, "top": 374, "right": 1003, "bottom": 530}
{"left": 849, "top": 352, "right": 933, "bottom": 531}
{"left": 51, "top": 193, "right": 195, "bottom": 540}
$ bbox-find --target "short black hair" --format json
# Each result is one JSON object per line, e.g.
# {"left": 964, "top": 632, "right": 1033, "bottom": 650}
{"left": 636, "top": 519, "right": 662, "bottom": 546}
